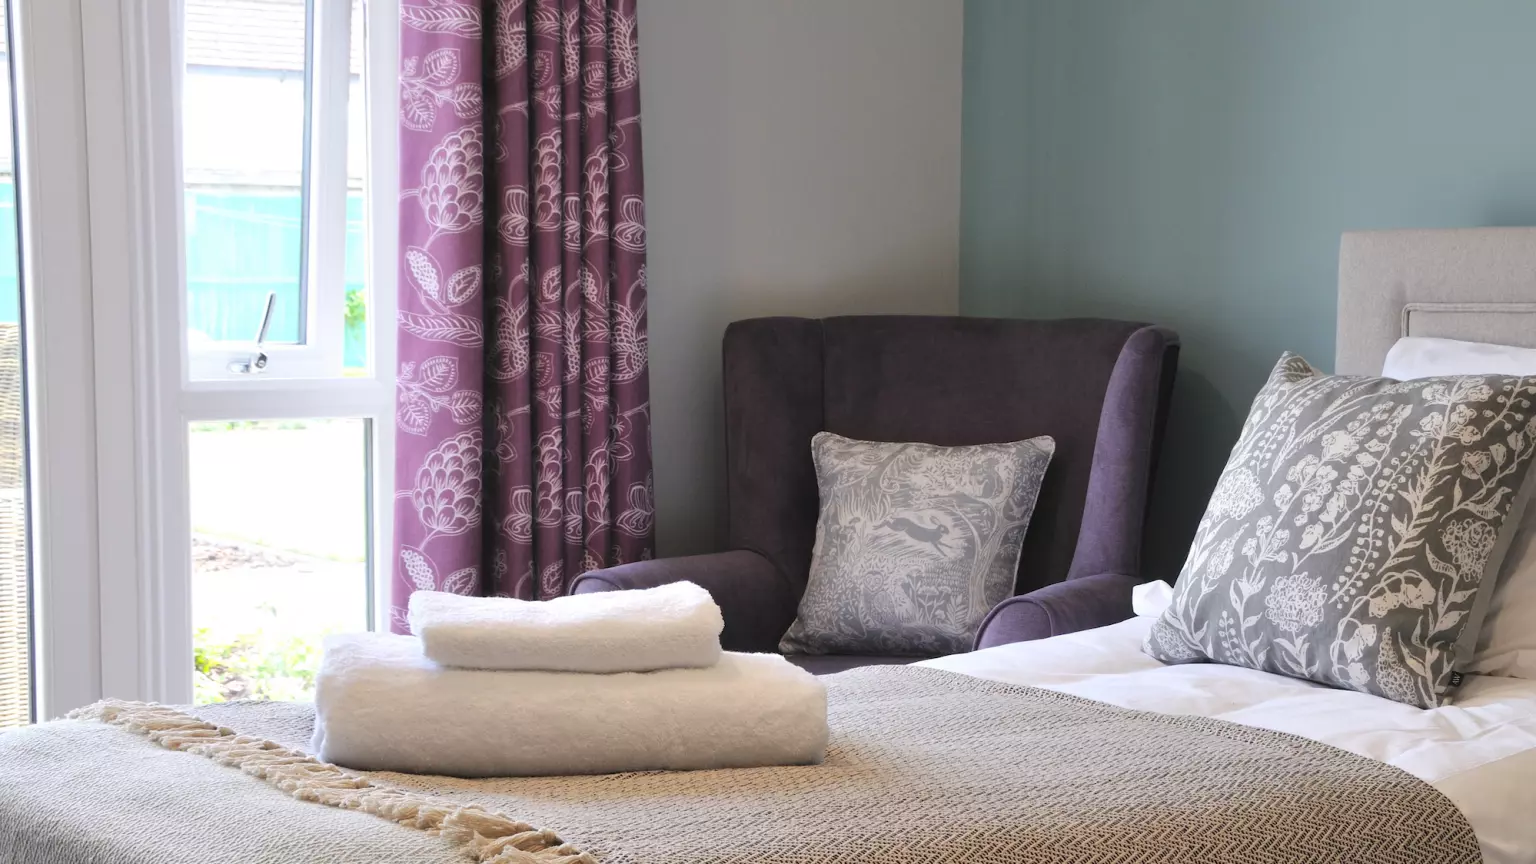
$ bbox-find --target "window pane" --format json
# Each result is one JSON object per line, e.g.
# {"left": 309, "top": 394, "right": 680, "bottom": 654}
{"left": 183, "top": 0, "right": 310, "bottom": 350}
{"left": 344, "top": 0, "right": 367, "bottom": 372}
{"left": 190, "top": 419, "right": 370, "bottom": 703}
{"left": 0, "top": 0, "right": 32, "bottom": 729}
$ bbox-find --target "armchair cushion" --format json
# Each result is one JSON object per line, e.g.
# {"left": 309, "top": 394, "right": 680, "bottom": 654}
{"left": 973, "top": 572, "right": 1139, "bottom": 651}
{"left": 570, "top": 551, "right": 797, "bottom": 653}
{"left": 780, "top": 432, "right": 1056, "bottom": 657}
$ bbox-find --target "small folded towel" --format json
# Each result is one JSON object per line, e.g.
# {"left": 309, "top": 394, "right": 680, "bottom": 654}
{"left": 312, "top": 632, "right": 829, "bottom": 777}
{"left": 406, "top": 581, "right": 724, "bottom": 673}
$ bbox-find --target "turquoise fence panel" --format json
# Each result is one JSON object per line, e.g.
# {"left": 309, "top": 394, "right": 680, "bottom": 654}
{"left": 0, "top": 181, "right": 368, "bottom": 369}
{"left": 185, "top": 189, "right": 304, "bottom": 343}
{"left": 342, "top": 193, "right": 366, "bottom": 370}
{"left": 185, "top": 189, "right": 369, "bottom": 368}
{"left": 0, "top": 182, "right": 17, "bottom": 325}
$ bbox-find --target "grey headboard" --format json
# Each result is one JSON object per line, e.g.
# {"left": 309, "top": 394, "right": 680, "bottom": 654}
{"left": 1335, "top": 227, "right": 1536, "bottom": 375}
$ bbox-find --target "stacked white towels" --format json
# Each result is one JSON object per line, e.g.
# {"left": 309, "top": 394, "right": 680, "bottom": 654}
{"left": 312, "top": 582, "right": 829, "bottom": 777}
{"left": 406, "top": 580, "right": 725, "bottom": 672}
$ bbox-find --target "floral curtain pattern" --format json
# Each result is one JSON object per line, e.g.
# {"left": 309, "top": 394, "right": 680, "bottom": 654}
{"left": 392, "top": 0, "right": 653, "bottom": 630}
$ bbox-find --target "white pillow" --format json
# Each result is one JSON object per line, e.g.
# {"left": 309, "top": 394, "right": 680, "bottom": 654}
{"left": 1383, "top": 336, "right": 1536, "bottom": 380}
{"left": 1384, "top": 337, "right": 1536, "bottom": 679}
{"left": 1132, "top": 580, "right": 1174, "bottom": 618}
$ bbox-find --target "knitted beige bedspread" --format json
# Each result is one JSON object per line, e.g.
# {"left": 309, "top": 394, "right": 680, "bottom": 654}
{"left": 0, "top": 665, "right": 1481, "bottom": 863}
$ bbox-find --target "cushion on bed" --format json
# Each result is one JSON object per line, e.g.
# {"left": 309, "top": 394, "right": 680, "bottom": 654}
{"left": 780, "top": 432, "right": 1054, "bottom": 657}
{"left": 1145, "top": 353, "right": 1536, "bottom": 708}
{"left": 1385, "top": 336, "right": 1536, "bottom": 681}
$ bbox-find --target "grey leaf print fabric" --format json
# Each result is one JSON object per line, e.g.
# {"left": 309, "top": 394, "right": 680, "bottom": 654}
{"left": 780, "top": 432, "right": 1055, "bottom": 657}
{"left": 1145, "top": 353, "right": 1536, "bottom": 708}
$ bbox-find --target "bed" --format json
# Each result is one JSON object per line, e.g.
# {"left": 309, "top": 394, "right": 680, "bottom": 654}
{"left": 4, "top": 227, "right": 1536, "bottom": 864}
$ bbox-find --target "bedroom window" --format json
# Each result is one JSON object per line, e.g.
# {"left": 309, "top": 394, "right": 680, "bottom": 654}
{"left": 169, "top": 0, "right": 393, "bottom": 705}
{"left": 190, "top": 419, "right": 370, "bottom": 702}
{"left": 0, "top": 0, "right": 399, "bottom": 717}
{"left": 184, "top": 0, "right": 367, "bottom": 381}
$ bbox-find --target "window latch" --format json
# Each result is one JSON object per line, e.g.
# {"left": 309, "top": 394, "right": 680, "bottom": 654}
{"left": 228, "top": 292, "right": 276, "bottom": 375}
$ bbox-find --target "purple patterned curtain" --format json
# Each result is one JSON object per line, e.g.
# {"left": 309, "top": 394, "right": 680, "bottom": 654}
{"left": 391, "top": 0, "right": 653, "bottom": 630}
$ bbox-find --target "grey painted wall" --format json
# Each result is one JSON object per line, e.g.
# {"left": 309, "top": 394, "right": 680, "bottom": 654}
{"left": 961, "top": 0, "right": 1536, "bottom": 578}
{"left": 640, "top": 0, "right": 964, "bottom": 555}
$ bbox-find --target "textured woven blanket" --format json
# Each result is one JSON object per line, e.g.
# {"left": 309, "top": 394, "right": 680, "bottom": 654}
{"left": 0, "top": 666, "right": 1481, "bottom": 864}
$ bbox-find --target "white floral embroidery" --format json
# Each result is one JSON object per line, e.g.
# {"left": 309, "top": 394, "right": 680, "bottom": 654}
{"left": 411, "top": 430, "right": 484, "bottom": 541}
{"left": 1442, "top": 518, "right": 1496, "bottom": 578}
{"left": 1320, "top": 429, "right": 1359, "bottom": 462}
{"left": 1205, "top": 536, "right": 1236, "bottom": 580}
{"left": 1339, "top": 622, "right": 1377, "bottom": 662}
{"left": 1366, "top": 576, "right": 1423, "bottom": 618}
{"left": 1263, "top": 574, "right": 1327, "bottom": 634}
{"left": 1374, "top": 632, "right": 1420, "bottom": 705}
{"left": 1149, "top": 617, "right": 1204, "bottom": 662}
{"left": 1208, "top": 468, "right": 1263, "bottom": 521}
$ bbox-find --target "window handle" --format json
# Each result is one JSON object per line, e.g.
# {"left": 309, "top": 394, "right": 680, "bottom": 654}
{"left": 228, "top": 292, "right": 276, "bottom": 374}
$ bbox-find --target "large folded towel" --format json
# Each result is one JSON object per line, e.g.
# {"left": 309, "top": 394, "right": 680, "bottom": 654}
{"left": 311, "top": 632, "right": 829, "bottom": 777}
{"left": 406, "top": 581, "right": 724, "bottom": 673}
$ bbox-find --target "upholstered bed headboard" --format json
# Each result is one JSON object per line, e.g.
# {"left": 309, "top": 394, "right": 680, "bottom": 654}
{"left": 1335, "top": 227, "right": 1536, "bottom": 375}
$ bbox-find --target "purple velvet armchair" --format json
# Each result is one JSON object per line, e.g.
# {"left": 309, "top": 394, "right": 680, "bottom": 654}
{"left": 572, "top": 316, "right": 1179, "bottom": 672}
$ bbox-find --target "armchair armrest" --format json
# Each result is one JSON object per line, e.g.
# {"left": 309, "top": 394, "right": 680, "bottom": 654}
{"left": 570, "top": 550, "right": 799, "bottom": 653}
{"left": 972, "top": 572, "right": 1139, "bottom": 650}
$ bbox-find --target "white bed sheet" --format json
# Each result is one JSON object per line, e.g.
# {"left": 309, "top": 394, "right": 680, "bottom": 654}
{"left": 922, "top": 616, "right": 1536, "bottom": 864}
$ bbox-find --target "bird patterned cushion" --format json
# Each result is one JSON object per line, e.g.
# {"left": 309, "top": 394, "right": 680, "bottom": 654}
{"left": 780, "top": 431, "right": 1055, "bottom": 657}
{"left": 1145, "top": 353, "right": 1536, "bottom": 708}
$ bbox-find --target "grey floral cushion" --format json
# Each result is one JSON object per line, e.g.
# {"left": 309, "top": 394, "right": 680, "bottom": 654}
{"left": 780, "top": 432, "right": 1054, "bottom": 657}
{"left": 1145, "top": 353, "right": 1536, "bottom": 707}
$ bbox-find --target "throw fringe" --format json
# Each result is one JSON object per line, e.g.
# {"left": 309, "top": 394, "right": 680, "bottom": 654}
{"left": 67, "top": 700, "right": 596, "bottom": 864}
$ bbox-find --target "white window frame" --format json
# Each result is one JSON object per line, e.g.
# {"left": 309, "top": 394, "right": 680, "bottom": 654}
{"left": 184, "top": 0, "right": 359, "bottom": 382}
{"left": 77, "top": 0, "right": 398, "bottom": 707}
{"left": 9, "top": 0, "right": 107, "bottom": 720}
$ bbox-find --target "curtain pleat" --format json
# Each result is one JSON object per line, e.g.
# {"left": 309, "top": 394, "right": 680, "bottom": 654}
{"left": 392, "top": 0, "right": 652, "bottom": 627}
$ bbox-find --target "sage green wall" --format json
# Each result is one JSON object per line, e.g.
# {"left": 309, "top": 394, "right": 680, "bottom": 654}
{"left": 961, "top": 0, "right": 1536, "bottom": 579}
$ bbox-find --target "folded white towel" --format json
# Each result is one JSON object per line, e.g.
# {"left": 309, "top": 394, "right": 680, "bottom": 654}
{"left": 311, "top": 632, "right": 829, "bottom": 777}
{"left": 406, "top": 581, "right": 724, "bottom": 673}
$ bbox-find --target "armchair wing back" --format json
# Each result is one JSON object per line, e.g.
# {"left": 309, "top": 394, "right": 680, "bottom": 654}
{"left": 573, "top": 315, "right": 1179, "bottom": 666}
{"left": 725, "top": 316, "right": 1178, "bottom": 599}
